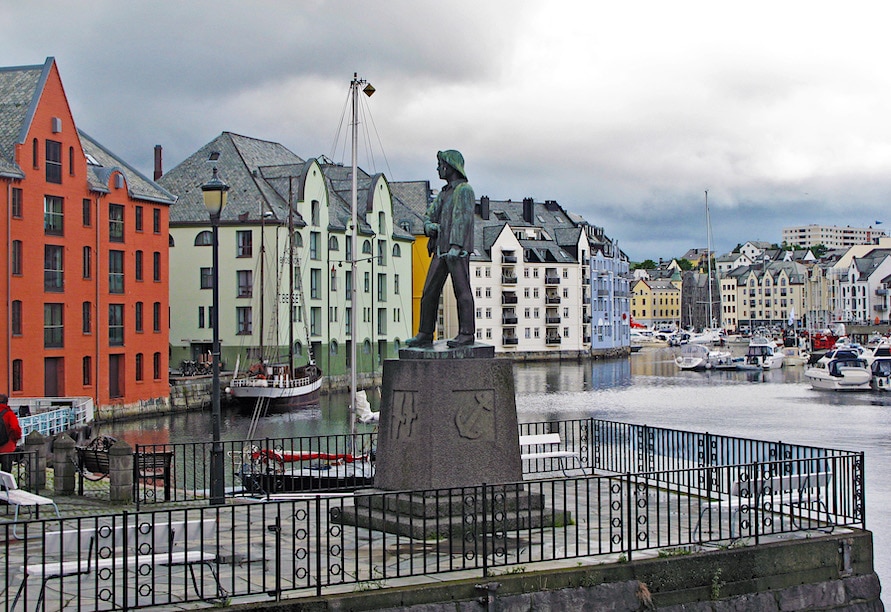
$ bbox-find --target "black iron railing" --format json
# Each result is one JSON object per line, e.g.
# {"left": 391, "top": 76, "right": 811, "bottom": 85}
{"left": 2, "top": 449, "right": 863, "bottom": 610}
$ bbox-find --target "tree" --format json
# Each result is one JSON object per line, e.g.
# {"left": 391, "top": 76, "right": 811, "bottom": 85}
{"left": 677, "top": 259, "right": 693, "bottom": 271}
{"left": 632, "top": 259, "right": 658, "bottom": 271}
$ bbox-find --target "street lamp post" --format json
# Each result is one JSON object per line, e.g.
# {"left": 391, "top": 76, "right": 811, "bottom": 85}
{"left": 201, "top": 167, "right": 229, "bottom": 505}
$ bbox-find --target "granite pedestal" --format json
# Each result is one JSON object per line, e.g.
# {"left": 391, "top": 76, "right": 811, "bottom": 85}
{"left": 334, "top": 342, "right": 568, "bottom": 538}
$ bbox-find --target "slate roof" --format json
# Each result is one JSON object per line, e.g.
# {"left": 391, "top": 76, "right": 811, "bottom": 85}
{"left": 389, "top": 180, "right": 429, "bottom": 235}
{"left": 0, "top": 60, "right": 45, "bottom": 178}
{"left": 0, "top": 57, "right": 173, "bottom": 204}
{"left": 728, "top": 260, "right": 808, "bottom": 285}
{"left": 851, "top": 249, "right": 891, "bottom": 278}
{"left": 80, "top": 130, "right": 175, "bottom": 204}
{"left": 470, "top": 198, "right": 613, "bottom": 264}
{"left": 162, "top": 132, "right": 415, "bottom": 241}
{"left": 161, "top": 132, "right": 305, "bottom": 225}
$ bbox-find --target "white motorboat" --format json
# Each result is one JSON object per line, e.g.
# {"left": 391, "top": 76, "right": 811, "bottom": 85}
{"left": 804, "top": 349, "right": 872, "bottom": 391}
{"left": 675, "top": 343, "right": 734, "bottom": 371}
{"left": 780, "top": 346, "right": 810, "bottom": 366}
{"left": 631, "top": 329, "right": 671, "bottom": 346}
{"left": 744, "top": 336, "right": 785, "bottom": 370}
{"left": 870, "top": 342, "right": 891, "bottom": 391}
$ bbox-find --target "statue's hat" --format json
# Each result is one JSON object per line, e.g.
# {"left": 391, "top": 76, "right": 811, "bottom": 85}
{"left": 437, "top": 150, "right": 466, "bottom": 179}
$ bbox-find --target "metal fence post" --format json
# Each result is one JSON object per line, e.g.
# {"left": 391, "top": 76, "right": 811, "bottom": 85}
{"left": 482, "top": 483, "right": 489, "bottom": 578}
{"left": 316, "top": 496, "right": 323, "bottom": 597}
{"left": 625, "top": 472, "right": 633, "bottom": 563}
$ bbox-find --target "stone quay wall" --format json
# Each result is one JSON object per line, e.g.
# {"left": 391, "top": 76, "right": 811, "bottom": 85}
{"left": 223, "top": 530, "right": 882, "bottom": 612}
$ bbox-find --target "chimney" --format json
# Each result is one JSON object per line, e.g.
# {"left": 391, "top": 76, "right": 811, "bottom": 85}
{"left": 480, "top": 196, "right": 490, "bottom": 220}
{"left": 523, "top": 197, "right": 534, "bottom": 223}
{"left": 153, "top": 145, "right": 163, "bottom": 180}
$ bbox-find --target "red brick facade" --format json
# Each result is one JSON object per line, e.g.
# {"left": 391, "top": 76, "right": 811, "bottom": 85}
{"left": 0, "top": 59, "right": 172, "bottom": 409}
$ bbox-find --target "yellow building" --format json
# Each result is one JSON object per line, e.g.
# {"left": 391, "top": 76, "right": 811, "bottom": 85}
{"left": 631, "top": 277, "right": 681, "bottom": 328}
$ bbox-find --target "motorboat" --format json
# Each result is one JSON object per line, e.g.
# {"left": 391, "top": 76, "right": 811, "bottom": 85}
{"left": 675, "top": 343, "right": 734, "bottom": 371}
{"left": 780, "top": 346, "right": 810, "bottom": 366}
{"left": 804, "top": 349, "right": 872, "bottom": 391}
{"left": 687, "top": 328, "right": 724, "bottom": 346}
{"left": 631, "top": 329, "right": 671, "bottom": 346}
{"left": 744, "top": 336, "right": 785, "bottom": 370}
{"left": 870, "top": 342, "right": 891, "bottom": 391}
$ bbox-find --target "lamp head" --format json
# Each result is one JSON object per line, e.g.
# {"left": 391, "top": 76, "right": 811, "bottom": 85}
{"left": 201, "top": 167, "right": 230, "bottom": 218}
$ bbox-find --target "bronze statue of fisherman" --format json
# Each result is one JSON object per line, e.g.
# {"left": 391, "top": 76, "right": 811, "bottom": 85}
{"left": 406, "top": 150, "right": 476, "bottom": 348}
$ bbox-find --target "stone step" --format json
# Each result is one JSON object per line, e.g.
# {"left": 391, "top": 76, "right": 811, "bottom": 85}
{"left": 332, "top": 503, "right": 572, "bottom": 540}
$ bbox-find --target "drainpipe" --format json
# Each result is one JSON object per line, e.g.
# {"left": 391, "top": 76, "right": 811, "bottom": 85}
{"left": 95, "top": 193, "right": 102, "bottom": 408}
{"left": 5, "top": 179, "right": 11, "bottom": 391}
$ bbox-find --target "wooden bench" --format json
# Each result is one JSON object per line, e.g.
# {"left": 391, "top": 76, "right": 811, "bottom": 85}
{"left": 75, "top": 448, "right": 174, "bottom": 500}
{"left": 519, "top": 433, "right": 584, "bottom": 476}
{"left": 12, "top": 517, "right": 225, "bottom": 611}
{"left": 0, "top": 471, "right": 60, "bottom": 538}
{"left": 694, "top": 468, "right": 834, "bottom": 540}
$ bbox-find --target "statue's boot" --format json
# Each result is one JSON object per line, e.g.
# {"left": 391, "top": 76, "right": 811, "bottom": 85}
{"left": 406, "top": 332, "right": 434, "bottom": 347}
{"left": 447, "top": 333, "right": 475, "bottom": 348}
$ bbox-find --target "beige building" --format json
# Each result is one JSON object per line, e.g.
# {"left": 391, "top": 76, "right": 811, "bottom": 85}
{"left": 783, "top": 224, "right": 885, "bottom": 249}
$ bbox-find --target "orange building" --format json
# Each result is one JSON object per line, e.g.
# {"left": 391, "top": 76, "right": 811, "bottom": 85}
{"left": 0, "top": 58, "right": 175, "bottom": 413}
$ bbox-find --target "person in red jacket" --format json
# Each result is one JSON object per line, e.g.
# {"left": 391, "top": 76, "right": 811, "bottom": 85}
{"left": 0, "top": 394, "right": 22, "bottom": 471}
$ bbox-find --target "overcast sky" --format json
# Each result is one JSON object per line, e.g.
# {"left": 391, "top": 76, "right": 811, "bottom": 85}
{"left": 4, "top": 1, "right": 890, "bottom": 262}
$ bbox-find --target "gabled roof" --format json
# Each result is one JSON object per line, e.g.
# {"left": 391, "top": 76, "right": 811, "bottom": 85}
{"left": 0, "top": 58, "right": 49, "bottom": 178}
{"left": 471, "top": 197, "right": 614, "bottom": 263}
{"left": 389, "top": 180, "right": 429, "bottom": 235}
{"left": 80, "top": 130, "right": 175, "bottom": 205}
{"left": 162, "top": 132, "right": 304, "bottom": 224}
{"left": 0, "top": 57, "right": 174, "bottom": 204}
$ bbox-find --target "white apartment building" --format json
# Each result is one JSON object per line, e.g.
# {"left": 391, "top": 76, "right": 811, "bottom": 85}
{"left": 783, "top": 224, "right": 886, "bottom": 249}
{"left": 835, "top": 249, "right": 891, "bottom": 324}
{"left": 440, "top": 198, "right": 628, "bottom": 356}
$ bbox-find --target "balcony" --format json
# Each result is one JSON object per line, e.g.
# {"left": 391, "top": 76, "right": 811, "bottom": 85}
{"left": 875, "top": 304, "right": 887, "bottom": 312}
{"left": 546, "top": 295, "right": 561, "bottom": 305}
{"left": 877, "top": 288, "right": 888, "bottom": 296}
{"left": 546, "top": 316, "right": 561, "bottom": 324}
{"left": 501, "top": 253, "right": 517, "bottom": 264}
{"left": 545, "top": 276, "right": 560, "bottom": 285}
{"left": 501, "top": 275, "right": 518, "bottom": 284}
{"left": 583, "top": 335, "right": 591, "bottom": 343}
{"left": 582, "top": 277, "right": 590, "bottom": 285}
{"left": 597, "top": 289, "right": 609, "bottom": 296}
{"left": 502, "top": 336, "right": 519, "bottom": 345}
{"left": 545, "top": 335, "right": 562, "bottom": 345}
{"left": 502, "top": 314, "right": 518, "bottom": 325}
{"left": 502, "top": 292, "right": 518, "bottom": 305}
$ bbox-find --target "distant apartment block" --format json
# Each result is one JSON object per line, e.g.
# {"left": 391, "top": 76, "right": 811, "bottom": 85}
{"left": 783, "top": 224, "right": 886, "bottom": 249}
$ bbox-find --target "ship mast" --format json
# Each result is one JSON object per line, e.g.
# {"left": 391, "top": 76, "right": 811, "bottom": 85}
{"left": 348, "top": 74, "right": 375, "bottom": 438}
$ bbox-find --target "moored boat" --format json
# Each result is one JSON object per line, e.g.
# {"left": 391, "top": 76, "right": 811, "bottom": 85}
{"left": 228, "top": 362, "right": 322, "bottom": 407}
{"left": 675, "top": 343, "right": 733, "bottom": 371}
{"left": 870, "top": 342, "right": 891, "bottom": 391}
{"left": 744, "top": 336, "right": 785, "bottom": 370}
{"left": 804, "top": 349, "right": 871, "bottom": 391}
{"left": 780, "top": 346, "right": 810, "bottom": 366}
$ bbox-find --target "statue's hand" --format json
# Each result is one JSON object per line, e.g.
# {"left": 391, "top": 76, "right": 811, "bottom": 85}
{"left": 445, "top": 246, "right": 463, "bottom": 261}
{"left": 424, "top": 221, "right": 440, "bottom": 237}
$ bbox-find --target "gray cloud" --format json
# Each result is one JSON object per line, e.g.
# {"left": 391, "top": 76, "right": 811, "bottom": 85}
{"left": 3, "top": 1, "right": 890, "bottom": 261}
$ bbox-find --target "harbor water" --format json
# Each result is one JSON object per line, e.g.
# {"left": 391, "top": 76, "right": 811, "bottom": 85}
{"left": 95, "top": 346, "right": 891, "bottom": 581}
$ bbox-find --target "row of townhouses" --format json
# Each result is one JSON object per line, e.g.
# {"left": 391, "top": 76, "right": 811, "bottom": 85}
{"left": 633, "top": 239, "right": 891, "bottom": 333}
{"left": 0, "top": 58, "right": 631, "bottom": 413}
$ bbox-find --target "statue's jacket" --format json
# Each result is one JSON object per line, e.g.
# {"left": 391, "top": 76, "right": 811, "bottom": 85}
{"left": 427, "top": 180, "right": 475, "bottom": 256}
